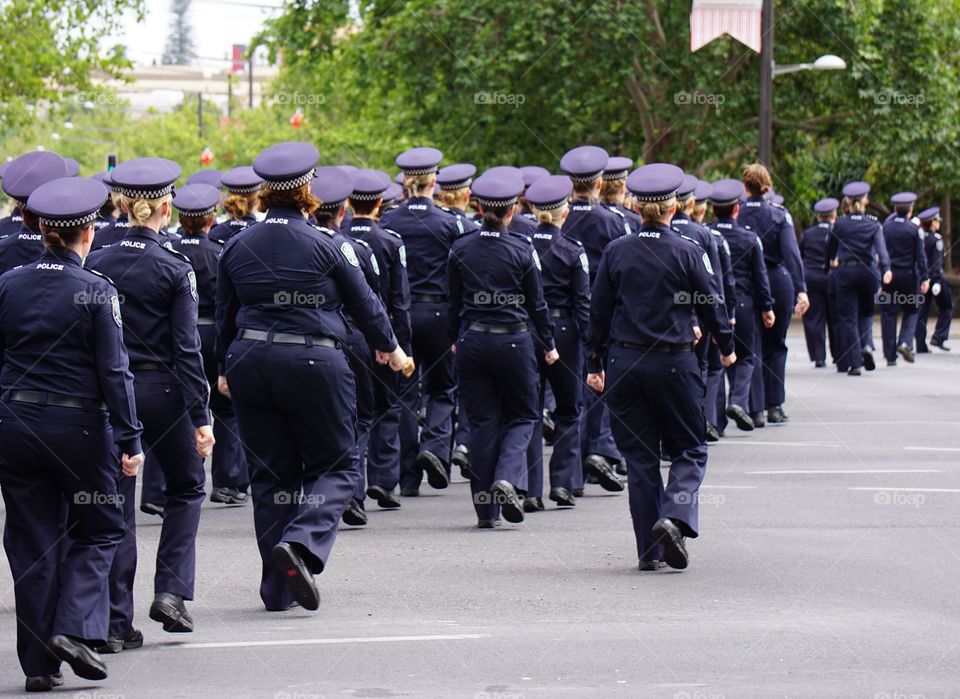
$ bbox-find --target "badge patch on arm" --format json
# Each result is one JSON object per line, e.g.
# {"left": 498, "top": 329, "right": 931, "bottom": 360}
{"left": 111, "top": 295, "right": 123, "bottom": 328}
{"left": 579, "top": 252, "right": 589, "bottom": 275}
{"left": 532, "top": 249, "right": 542, "bottom": 271}
{"left": 702, "top": 252, "right": 714, "bottom": 275}
{"left": 398, "top": 245, "right": 407, "bottom": 268}
{"left": 341, "top": 241, "right": 360, "bottom": 267}
{"left": 187, "top": 271, "right": 199, "bottom": 301}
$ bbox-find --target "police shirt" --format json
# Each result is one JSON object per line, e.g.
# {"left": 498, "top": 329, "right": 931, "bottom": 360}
{"left": 380, "top": 196, "right": 460, "bottom": 298}
{"left": 799, "top": 222, "right": 832, "bottom": 272}
{"left": 439, "top": 206, "right": 480, "bottom": 235}
{"left": 0, "top": 212, "right": 24, "bottom": 240}
{"left": 921, "top": 230, "right": 945, "bottom": 283}
{"left": 673, "top": 212, "right": 734, "bottom": 316}
{"left": 209, "top": 214, "right": 257, "bottom": 245}
{"left": 530, "top": 223, "right": 591, "bottom": 335}
{"left": 350, "top": 217, "right": 412, "bottom": 350}
{"left": 91, "top": 214, "right": 131, "bottom": 251}
{"left": 825, "top": 213, "right": 891, "bottom": 273}
{"left": 710, "top": 218, "right": 774, "bottom": 311}
{"left": 562, "top": 198, "right": 627, "bottom": 285}
{"left": 882, "top": 216, "right": 927, "bottom": 279}
{"left": 0, "top": 221, "right": 44, "bottom": 274}
{"left": 171, "top": 233, "right": 223, "bottom": 318}
{"left": 738, "top": 197, "right": 806, "bottom": 294}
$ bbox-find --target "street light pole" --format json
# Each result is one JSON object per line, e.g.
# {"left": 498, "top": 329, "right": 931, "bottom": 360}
{"left": 758, "top": 0, "right": 774, "bottom": 167}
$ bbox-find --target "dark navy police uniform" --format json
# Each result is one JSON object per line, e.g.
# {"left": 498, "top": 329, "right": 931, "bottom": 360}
{"left": 915, "top": 207, "right": 952, "bottom": 352}
{"left": 880, "top": 192, "right": 927, "bottom": 364}
{"left": 799, "top": 198, "right": 839, "bottom": 366}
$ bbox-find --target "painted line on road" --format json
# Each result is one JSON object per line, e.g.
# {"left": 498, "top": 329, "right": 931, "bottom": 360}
{"left": 850, "top": 487, "right": 960, "bottom": 494}
{"left": 701, "top": 485, "right": 757, "bottom": 489}
{"left": 904, "top": 446, "right": 960, "bottom": 453}
{"left": 178, "top": 634, "right": 490, "bottom": 649}
{"left": 738, "top": 441, "right": 842, "bottom": 448}
{"left": 747, "top": 469, "right": 941, "bottom": 475}
{"left": 788, "top": 420, "right": 960, "bottom": 426}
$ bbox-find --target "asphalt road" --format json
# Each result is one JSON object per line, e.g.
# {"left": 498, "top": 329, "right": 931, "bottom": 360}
{"left": 1, "top": 326, "right": 959, "bottom": 698}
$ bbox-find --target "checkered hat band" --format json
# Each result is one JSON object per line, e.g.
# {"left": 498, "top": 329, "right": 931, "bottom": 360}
{"left": 350, "top": 191, "right": 386, "bottom": 201}
{"left": 317, "top": 199, "right": 347, "bottom": 210}
{"left": 602, "top": 171, "right": 628, "bottom": 181}
{"left": 264, "top": 170, "right": 315, "bottom": 191}
{"left": 226, "top": 184, "right": 262, "bottom": 194}
{"left": 177, "top": 206, "right": 217, "bottom": 216}
{"left": 633, "top": 191, "right": 677, "bottom": 203}
{"left": 402, "top": 167, "right": 438, "bottom": 176}
{"left": 40, "top": 211, "right": 98, "bottom": 227}
{"left": 531, "top": 199, "right": 567, "bottom": 211}
{"left": 476, "top": 196, "right": 518, "bottom": 208}
{"left": 113, "top": 184, "right": 174, "bottom": 199}
{"left": 710, "top": 197, "right": 740, "bottom": 207}
{"left": 569, "top": 173, "right": 602, "bottom": 184}
{"left": 439, "top": 179, "right": 471, "bottom": 191}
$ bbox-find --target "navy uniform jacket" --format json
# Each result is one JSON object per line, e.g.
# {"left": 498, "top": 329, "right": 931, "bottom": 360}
{"left": 86, "top": 227, "right": 211, "bottom": 428}
{"left": 0, "top": 248, "right": 142, "bottom": 455}
{"left": 508, "top": 211, "right": 536, "bottom": 236}
{"left": 0, "top": 212, "right": 24, "bottom": 240}
{"left": 710, "top": 218, "right": 774, "bottom": 311}
{"left": 586, "top": 222, "right": 735, "bottom": 372}
{"left": 171, "top": 233, "right": 223, "bottom": 318}
{"left": 562, "top": 198, "right": 627, "bottom": 285}
{"left": 94, "top": 213, "right": 117, "bottom": 233}
{"left": 738, "top": 197, "right": 806, "bottom": 294}
{"left": 0, "top": 221, "right": 44, "bottom": 274}
{"left": 825, "top": 214, "right": 891, "bottom": 274}
{"left": 350, "top": 217, "right": 412, "bottom": 350}
{"left": 447, "top": 226, "right": 555, "bottom": 349}
{"left": 216, "top": 207, "right": 398, "bottom": 367}
{"left": 530, "top": 223, "right": 591, "bottom": 335}
{"left": 331, "top": 226, "right": 382, "bottom": 327}
{"left": 606, "top": 203, "right": 642, "bottom": 234}
{"left": 882, "top": 216, "right": 927, "bottom": 279}
{"left": 439, "top": 206, "right": 480, "bottom": 235}
{"left": 921, "top": 230, "right": 945, "bottom": 284}
{"left": 799, "top": 222, "right": 832, "bottom": 272}
{"left": 209, "top": 214, "right": 257, "bottom": 245}
{"left": 380, "top": 196, "right": 460, "bottom": 297}
{"left": 91, "top": 214, "right": 131, "bottom": 250}
{"left": 673, "top": 212, "right": 734, "bottom": 316}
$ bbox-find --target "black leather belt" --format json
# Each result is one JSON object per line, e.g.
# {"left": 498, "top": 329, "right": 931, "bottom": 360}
{"left": 549, "top": 309, "right": 572, "bottom": 318}
{"left": 467, "top": 322, "right": 529, "bottom": 335}
{"left": 2, "top": 390, "right": 106, "bottom": 411}
{"left": 842, "top": 259, "right": 868, "bottom": 267}
{"left": 412, "top": 294, "right": 446, "bottom": 303}
{"left": 616, "top": 341, "right": 694, "bottom": 353}
{"left": 131, "top": 361, "right": 169, "bottom": 372}
{"left": 239, "top": 328, "right": 338, "bottom": 347}
{"left": 196, "top": 317, "right": 215, "bottom": 326}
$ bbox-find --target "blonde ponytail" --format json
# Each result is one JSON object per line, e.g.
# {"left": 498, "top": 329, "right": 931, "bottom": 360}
{"left": 121, "top": 193, "right": 172, "bottom": 226}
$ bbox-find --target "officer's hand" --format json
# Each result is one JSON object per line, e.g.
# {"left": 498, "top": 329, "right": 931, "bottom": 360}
{"left": 730, "top": 317, "right": 736, "bottom": 327}
{"left": 544, "top": 348, "right": 560, "bottom": 365}
{"left": 217, "top": 375, "right": 230, "bottom": 398}
{"left": 830, "top": 258, "right": 840, "bottom": 268}
{"left": 883, "top": 270, "right": 893, "bottom": 285}
{"left": 762, "top": 310, "right": 776, "bottom": 329}
{"left": 920, "top": 280, "right": 930, "bottom": 294}
{"left": 692, "top": 326, "right": 702, "bottom": 344}
{"left": 195, "top": 425, "right": 215, "bottom": 458}
{"left": 122, "top": 452, "right": 144, "bottom": 477}
{"left": 795, "top": 292, "right": 810, "bottom": 316}
{"left": 383, "top": 346, "right": 409, "bottom": 373}
{"left": 586, "top": 371, "right": 605, "bottom": 393}
{"left": 720, "top": 352, "right": 737, "bottom": 368}
{"left": 933, "top": 282, "right": 942, "bottom": 297}
{"left": 450, "top": 343, "right": 457, "bottom": 354}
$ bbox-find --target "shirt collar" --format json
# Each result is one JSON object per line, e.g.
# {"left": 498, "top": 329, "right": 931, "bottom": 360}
{"left": 42, "top": 248, "right": 82, "bottom": 267}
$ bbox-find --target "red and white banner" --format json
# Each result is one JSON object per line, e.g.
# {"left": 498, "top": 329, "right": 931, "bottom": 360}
{"left": 690, "top": 0, "right": 763, "bottom": 54}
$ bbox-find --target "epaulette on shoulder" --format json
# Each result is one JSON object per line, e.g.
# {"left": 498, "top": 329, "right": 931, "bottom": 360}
{"left": 84, "top": 267, "right": 116, "bottom": 286}
{"left": 607, "top": 206, "right": 625, "bottom": 219}
{"left": 354, "top": 238, "right": 371, "bottom": 250}
{"left": 564, "top": 235, "right": 584, "bottom": 247}
{"left": 677, "top": 232, "right": 704, "bottom": 249}
{"left": 509, "top": 230, "right": 534, "bottom": 244}
{"left": 162, "top": 246, "right": 192, "bottom": 265}
{"left": 211, "top": 237, "right": 225, "bottom": 245}
{"left": 310, "top": 223, "right": 338, "bottom": 237}
{"left": 384, "top": 228, "right": 403, "bottom": 240}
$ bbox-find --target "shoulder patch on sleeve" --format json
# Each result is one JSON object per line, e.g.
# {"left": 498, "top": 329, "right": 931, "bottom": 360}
{"left": 111, "top": 295, "right": 123, "bottom": 328}
{"left": 579, "top": 252, "right": 589, "bottom": 275}
{"left": 187, "top": 270, "right": 198, "bottom": 301}
{"left": 456, "top": 219, "right": 464, "bottom": 235}
{"left": 369, "top": 253, "right": 380, "bottom": 276}
{"left": 531, "top": 249, "right": 542, "bottom": 271}
{"left": 340, "top": 241, "right": 360, "bottom": 267}
{"left": 936, "top": 238, "right": 944, "bottom": 251}
{"left": 702, "top": 252, "right": 714, "bottom": 275}
{"left": 398, "top": 244, "right": 407, "bottom": 267}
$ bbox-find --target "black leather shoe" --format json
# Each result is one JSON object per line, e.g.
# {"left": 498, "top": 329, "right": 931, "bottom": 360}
{"left": 271, "top": 542, "right": 320, "bottom": 611}
{"left": 48, "top": 635, "right": 107, "bottom": 681}
{"left": 451, "top": 444, "right": 474, "bottom": 480}
{"left": 366, "top": 485, "right": 401, "bottom": 509}
{"left": 25, "top": 672, "right": 63, "bottom": 692}
{"left": 140, "top": 502, "right": 164, "bottom": 516}
{"left": 522, "top": 496, "right": 544, "bottom": 513}
{"left": 766, "top": 405, "right": 788, "bottom": 424}
{"left": 477, "top": 518, "right": 501, "bottom": 529}
{"left": 931, "top": 337, "right": 951, "bottom": 351}
{"left": 637, "top": 560, "right": 666, "bottom": 572}
{"left": 751, "top": 411, "right": 766, "bottom": 428}
{"left": 416, "top": 450, "right": 449, "bottom": 490}
{"left": 210, "top": 486, "right": 247, "bottom": 505}
{"left": 897, "top": 343, "right": 916, "bottom": 363}
{"left": 491, "top": 480, "right": 524, "bottom": 523}
{"left": 572, "top": 488, "right": 585, "bottom": 497}
{"left": 149, "top": 592, "right": 194, "bottom": 632}
{"left": 814, "top": 360, "right": 826, "bottom": 368}
{"left": 341, "top": 499, "right": 368, "bottom": 526}
{"left": 549, "top": 487, "right": 576, "bottom": 507}
{"left": 705, "top": 423, "right": 720, "bottom": 442}
{"left": 886, "top": 360, "right": 897, "bottom": 367}
{"left": 97, "top": 628, "right": 143, "bottom": 654}
{"left": 583, "top": 455, "right": 625, "bottom": 492}
{"left": 848, "top": 367, "right": 862, "bottom": 376}
{"left": 542, "top": 409, "right": 556, "bottom": 446}
{"left": 615, "top": 460, "right": 627, "bottom": 475}
{"left": 861, "top": 348, "right": 876, "bottom": 371}
{"left": 399, "top": 487, "right": 420, "bottom": 497}
{"left": 725, "top": 404, "right": 754, "bottom": 431}
{"left": 651, "top": 518, "right": 688, "bottom": 570}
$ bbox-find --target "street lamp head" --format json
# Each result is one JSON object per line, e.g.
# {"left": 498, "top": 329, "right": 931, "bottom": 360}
{"left": 813, "top": 54, "right": 847, "bottom": 71}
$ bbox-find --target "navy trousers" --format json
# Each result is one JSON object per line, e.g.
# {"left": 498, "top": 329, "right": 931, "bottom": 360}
{"left": 803, "top": 269, "right": 830, "bottom": 364}
{"left": 107, "top": 473, "right": 137, "bottom": 638}
{"left": 835, "top": 264, "right": 879, "bottom": 371}
{"left": 0, "top": 402, "right": 124, "bottom": 677}
{"left": 140, "top": 452, "right": 166, "bottom": 509}
{"left": 456, "top": 330, "right": 539, "bottom": 521}
{"left": 525, "top": 320, "right": 582, "bottom": 497}
{"left": 916, "top": 281, "right": 954, "bottom": 350}
{"left": 366, "top": 362, "right": 402, "bottom": 491}
{"left": 605, "top": 348, "right": 708, "bottom": 565}
{"left": 880, "top": 270, "right": 921, "bottom": 361}
{"left": 343, "top": 328, "right": 375, "bottom": 502}
{"left": 760, "top": 264, "right": 795, "bottom": 407}
{"left": 409, "top": 301, "right": 455, "bottom": 465}
{"left": 226, "top": 339, "right": 360, "bottom": 611}
{"left": 199, "top": 324, "right": 247, "bottom": 490}
{"left": 727, "top": 300, "right": 757, "bottom": 410}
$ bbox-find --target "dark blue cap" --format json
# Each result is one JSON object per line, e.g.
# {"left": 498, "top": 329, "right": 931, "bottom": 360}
{"left": 560, "top": 146, "right": 609, "bottom": 183}
{"left": 525, "top": 175, "right": 573, "bottom": 211}
{"left": 27, "top": 177, "right": 108, "bottom": 227}
{"left": 677, "top": 174, "right": 699, "bottom": 199}
{"left": 0, "top": 161, "right": 9, "bottom": 179}
{"left": 337, "top": 164, "right": 359, "bottom": 174}
{"left": 694, "top": 179, "right": 713, "bottom": 202}
{"left": 891, "top": 191, "right": 917, "bottom": 205}
{"left": 842, "top": 181, "right": 870, "bottom": 198}
{"left": 471, "top": 171, "right": 524, "bottom": 208}
{"left": 2, "top": 151, "right": 71, "bottom": 202}
{"left": 351, "top": 169, "right": 391, "bottom": 200}
{"left": 917, "top": 206, "right": 941, "bottom": 222}
{"left": 763, "top": 189, "right": 776, "bottom": 201}
{"left": 253, "top": 142, "right": 319, "bottom": 190}
{"left": 627, "top": 163, "right": 684, "bottom": 202}
{"left": 64, "top": 158, "right": 80, "bottom": 177}
{"left": 173, "top": 184, "right": 220, "bottom": 216}
{"left": 382, "top": 182, "right": 403, "bottom": 204}
{"left": 709, "top": 178, "right": 744, "bottom": 206}
{"left": 395, "top": 147, "right": 442, "bottom": 175}
{"left": 110, "top": 157, "right": 181, "bottom": 199}
{"left": 436, "top": 163, "right": 476, "bottom": 191}
{"left": 220, "top": 166, "right": 263, "bottom": 194}
{"left": 602, "top": 156, "right": 633, "bottom": 181}
{"left": 91, "top": 171, "right": 113, "bottom": 186}
{"left": 394, "top": 172, "right": 404, "bottom": 185}
{"left": 520, "top": 166, "right": 550, "bottom": 188}
{"left": 482, "top": 165, "right": 522, "bottom": 180}
{"left": 186, "top": 169, "right": 222, "bottom": 188}
{"left": 814, "top": 197, "right": 839, "bottom": 214}
{"left": 310, "top": 166, "right": 354, "bottom": 209}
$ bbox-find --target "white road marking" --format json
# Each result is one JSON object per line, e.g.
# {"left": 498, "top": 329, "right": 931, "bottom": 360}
{"left": 850, "top": 487, "right": 960, "bottom": 493}
{"left": 747, "top": 469, "right": 941, "bottom": 475}
{"left": 904, "top": 446, "right": 960, "bottom": 453}
{"left": 738, "top": 441, "right": 842, "bottom": 448}
{"left": 178, "top": 634, "right": 490, "bottom": 649}
{"left": 788, "top": 420, "right": 960, "bottom": 426}
{"left": 701, "top": 485, "right": 757, "bottom": 489}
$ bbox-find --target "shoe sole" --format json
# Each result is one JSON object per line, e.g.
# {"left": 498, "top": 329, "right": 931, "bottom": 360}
{"left": 549, "top": 494, "right": 576, "bottom": 507}
{"left": 897, "top": 347, "right": 915, "bottom": 363}
{"left": 271, "top": 545, "right": 321, "bottom": 611}
{"left": 341, "top": 512, "right": 368, "bottom": 526}
{"left": 48, "top": 641, "right": 107, "bottom": 681}
{"left": 417, "top": 455, "right": 450, "bottom": 490}
{"left": 652, "top": 520, "right": 689, "bottom": 570}
{"left": 366, "top": 488, "right": 401, "bottom": 509}
{"left": 149, "top": 601, "right": 194, "bottom": 633}
{"left": 492, "top": 483, "right": 524, "bottom": 524}
{"left": 862, "top": 352, "right": 876, "bottom": 371}
{"left": 725, "top": 406, "right": 754, "bottom": 432}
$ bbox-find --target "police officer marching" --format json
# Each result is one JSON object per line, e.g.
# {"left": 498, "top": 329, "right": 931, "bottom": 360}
{"left": 0, "top": 176, "right": 143, "bottom": 691}
{"left": 599, "top": 156, "right": 642, "bottom": 234}
{"left": 586, "top": 163, "right": 736, "bottom": 571}
{"left": 799, "top": 198, "right": 839, "bottom": 367}
{"left": 209, "top": 166, "right": 263, "bottom": 244}
{"left": 915, "top": 206, "right": 952, "bottom": 352}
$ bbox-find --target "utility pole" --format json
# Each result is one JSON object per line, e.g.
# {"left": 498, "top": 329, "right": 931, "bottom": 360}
{"left": 758, "top": 0, "right": 774, "bottom": 167}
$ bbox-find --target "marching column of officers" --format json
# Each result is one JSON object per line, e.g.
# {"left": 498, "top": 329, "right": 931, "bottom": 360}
{"left": 0, "top": 143, "right": 953, "bottom": 691}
